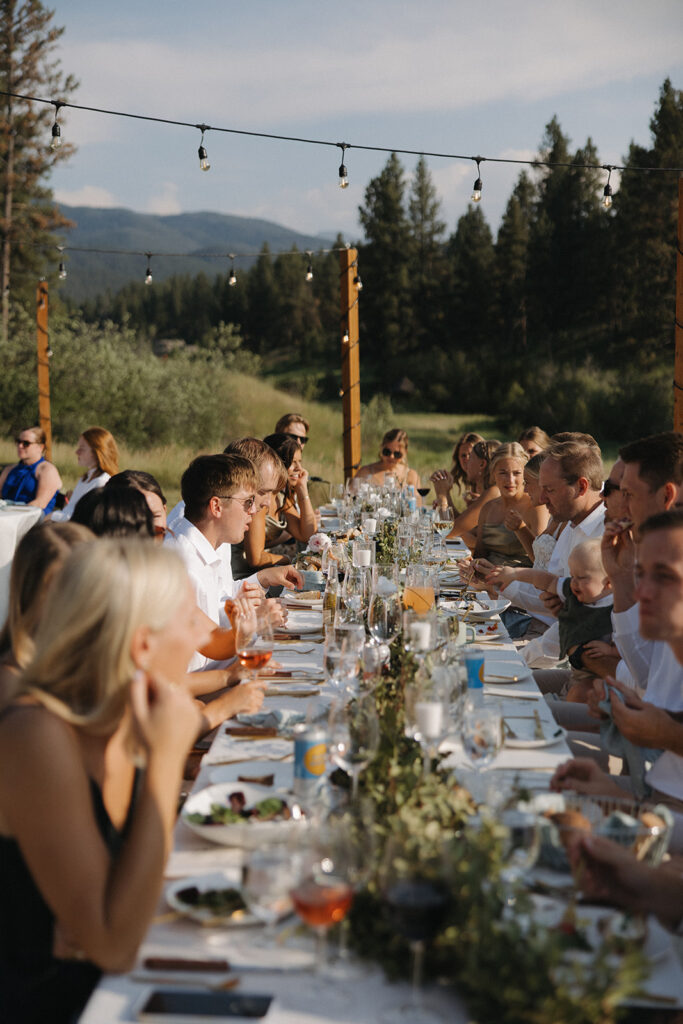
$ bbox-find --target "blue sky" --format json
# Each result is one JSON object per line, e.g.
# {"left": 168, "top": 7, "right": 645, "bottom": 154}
{"left": 49, "top": 0, "right": 683, "bottom": 242}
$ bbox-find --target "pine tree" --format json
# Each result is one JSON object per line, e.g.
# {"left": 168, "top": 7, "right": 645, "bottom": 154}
{"left": 495, "top": 171, "right": 534, "bottom": 349}
{"left": 407, "top": 155, "right": 447, "bottom": 350}
{"left": 0, "top": 0, "right": 77, "bottom": 339}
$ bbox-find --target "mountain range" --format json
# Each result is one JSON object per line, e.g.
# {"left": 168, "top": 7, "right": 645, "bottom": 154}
{"left": 55, "top": 204, "right": 339, "bottom": 304}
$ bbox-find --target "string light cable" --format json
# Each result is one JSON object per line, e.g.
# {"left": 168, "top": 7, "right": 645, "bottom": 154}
{"left": 3, "top": 88, "right": 681, "bottom": 197}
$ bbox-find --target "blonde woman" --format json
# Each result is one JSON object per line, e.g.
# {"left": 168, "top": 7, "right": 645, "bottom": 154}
{"left": 356, "top": 428, "right": 421, "bottom": 489}
{"left": 473, "top": 442, "right": 547, "bottom": 568}
{"left": 0, "top": 540, "right": 206, "bottom": 1023}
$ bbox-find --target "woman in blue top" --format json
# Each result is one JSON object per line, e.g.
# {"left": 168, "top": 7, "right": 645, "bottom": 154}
{"left": 0, "top": 427, "right": 61, "bottom": 513}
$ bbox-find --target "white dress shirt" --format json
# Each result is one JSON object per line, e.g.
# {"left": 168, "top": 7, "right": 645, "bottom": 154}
{"left": 51, "top": 470, "right": 110, "bottom": 521}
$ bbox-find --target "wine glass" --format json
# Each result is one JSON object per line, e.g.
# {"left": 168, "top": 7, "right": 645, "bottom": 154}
{"left": 290, "top": 821, "right": 354, "bottom": 982}
{"left": 328, "top": 694, "right": 380, "bottom": 801}
{"left": 367, "top": 564, "right": 402, "bottom": 653}
{"left": 497, "top": 809, "right": 541, "bottom": 908}
{"left": 339, "top": 565, "right": 369, "bottom": 624}
{"left": 241, "top": 844, "right": 297, "bottom": 946}
{"left": 379, "top": 837, "right": 450, "bottom": 1024}
{"left": 323, "top": 633, "right": 361, "bottom": 696}
{"left": 234, "top": 609, "right": 273, "bottom": 681}
{"left": 433, "top": 506, "right": 454, "bottom": 538}
{"left": 461, "top": 705, "right": 503, "bottom": 773}
{"left": 405, "top": 672, "right": 450, "bottom": 777}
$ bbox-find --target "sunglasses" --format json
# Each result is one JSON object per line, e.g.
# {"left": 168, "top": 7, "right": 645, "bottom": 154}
{"left": 284, "top": 432, "right": 308, "bottom": 445}
{"left": 15, "top": 438, "right": 37, "bottom": 447}
{"left": 602, "top": 480, "right": 620, "bottom": 497}
{"left": 382, "top": 448, "right": 403, "bottom": 459}
{"left": 219, "top": 494, "right": 257, "bottom": 512}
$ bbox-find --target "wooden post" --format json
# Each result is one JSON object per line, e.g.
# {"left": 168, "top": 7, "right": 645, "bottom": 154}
{"left": 340, "top": 247, "right": 361, "bottom": 481}
{"left": 36, "top": 280, "right": 52, "bottom": 460}
{"left": 675, "top": 175, "right": 683, "bottom": 433}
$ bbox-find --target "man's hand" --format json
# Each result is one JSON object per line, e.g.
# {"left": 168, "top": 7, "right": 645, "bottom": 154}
{"left": 586, "top": 678, "right": 609, "bottom": 720}
{"left": 550, "top": 757, "right": 623, "bottom": 796}
{"left": 484, "top": 564, "right": 517, "bottom": 591}
{"left": 601, "top": 521, "right": 636, "bottom": 610}
{"left": 257, "top": 565, "right": 304, "bottom": 591}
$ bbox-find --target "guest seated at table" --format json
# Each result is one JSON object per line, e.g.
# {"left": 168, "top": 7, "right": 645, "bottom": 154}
{"left": 51, "top": 427, "right": 119, "bottom": 522}
{"left": 105, "top": 470, "right": 168, "bottom": 538}
{"left": 429, "top": 431, "right": 484, "bottom": 511}
{"left": 432, "top": 439, "right": 500, "bottom": 549}
{"left": 517, "top": 425, "right": 550, "bottom": 458}
{"left": 263, "top": 433, "right": 318, "bottom": 545}
{"left": 472, "top": 442, "right": 546, "bottom": 568}
{"left": 274, "top": 411, "right": 309, "bottom": 450}
{"left": 0, "top": 522, "right": 94, "bottom": 701}
{"left": 355, "top": 428, "right": 421, "bottom": 491}
{"left": 0, "top": 426, "right": 61, "bottom": 513}
{"left": 567, "top": 831, "right": 683, "bottom": 932}
{"left": 0, "top": 539, "right": 205, "bottom": 1023}
{"left": 71, "top": 486, "right": 155, "bottom": 539}
{"left": 225, "top": 438, "right": 290, "bottom": 579}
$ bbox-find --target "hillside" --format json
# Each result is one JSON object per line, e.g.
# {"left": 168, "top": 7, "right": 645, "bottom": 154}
{"left": 56, "top": 205, "right": 338, "bottom": 303}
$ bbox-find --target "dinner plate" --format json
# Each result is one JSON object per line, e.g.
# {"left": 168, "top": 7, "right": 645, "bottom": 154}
{"left": 283, "top": 592, "right": 323, "bottom": 610}
{"left": 181, "top": 781, "right": 305, "bottom": 849}
{"left": 468, "top": 597, "right": 511, "bottom": 620}
{"left": 165, "top": 870, "right": 256, "bottom": 927}
{"left": 484, "top": 658, "right": 531, "bottom": 684}
{"left": 208, "top": 760, "right": 293, "bottom": 789}
{"left": 475, "top": 622, "right": 505, "bottom": 640}
{"left": 528, "top": 897, "right": 670, "bottom": 965}
{"left": 279, "top": 609, "right": 322, "bottom": 634}
{"left": 503, "top": 717, "right": 565, "bottom": 748}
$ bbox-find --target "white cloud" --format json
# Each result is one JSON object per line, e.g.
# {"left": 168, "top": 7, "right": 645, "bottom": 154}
{"left": 145, "top": 182, "right": 181, "bottom": 215}
{"left": 54, "top": 184, "right": 118, "bottom": 207}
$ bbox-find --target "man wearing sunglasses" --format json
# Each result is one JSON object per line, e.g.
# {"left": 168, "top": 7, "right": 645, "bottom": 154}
{"left": 167, "top": 453, "right": 302, "bottom": 670}
{"left": 274, "top": 412, "right": 309, "bottom": 449}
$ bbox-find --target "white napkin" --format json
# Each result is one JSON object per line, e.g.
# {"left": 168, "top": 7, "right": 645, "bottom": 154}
{"left": 203, "top": 729, "right": 293, "bottom": 765}
{"left": 484, "top": 686, "right": 541, "bottom": 700}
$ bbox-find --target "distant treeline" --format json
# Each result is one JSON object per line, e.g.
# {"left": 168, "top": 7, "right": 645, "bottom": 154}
{"left": 77, "top": 80, "right": 682, "bottom": 442}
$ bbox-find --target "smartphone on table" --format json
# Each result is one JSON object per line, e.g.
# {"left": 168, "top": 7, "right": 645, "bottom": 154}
{"left": 133, "top": 988, "right": 273, "bottom": 1023}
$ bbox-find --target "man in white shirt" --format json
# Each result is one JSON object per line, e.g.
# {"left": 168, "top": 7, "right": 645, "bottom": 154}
{"left": 167, "top": 453, "right": 301, "bottom": 671}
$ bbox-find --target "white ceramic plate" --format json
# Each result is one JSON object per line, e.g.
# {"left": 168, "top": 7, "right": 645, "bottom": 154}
{"left": 208, "top": 760, "right": 293, "bottom": 789}
{"left": 475, "top": 622, "right": 505, "bottom": 640}
{"left": 283, "top": 593, "right": 323, "bottom": 610}
{"left": 469, "top": 597, "right": 511, "bottom": 620}
{"left": 484, "top": 658, "right": 531, "bottom": 684}
{"left": 529, "top": 897, "right": 670, "bottom": 964}
{"left": 503, "top": 717, "right": 565, "bottom": 748}
{"left": 181, "top": 781, "right": 305, "bottom": 849}
{"left": 165, "top": 870, "right": 255, "bottom": 927}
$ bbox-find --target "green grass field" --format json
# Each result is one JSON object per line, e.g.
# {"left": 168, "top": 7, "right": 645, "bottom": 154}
{"left": 2, "top": 372, "right": 617, "bottom": 507}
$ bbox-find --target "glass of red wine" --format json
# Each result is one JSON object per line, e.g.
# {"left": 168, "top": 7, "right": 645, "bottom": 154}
{"left": 379, "top": 837, "right": 451, "bottom": 1024}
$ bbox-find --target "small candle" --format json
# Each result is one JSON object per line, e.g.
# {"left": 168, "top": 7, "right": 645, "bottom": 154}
{"left": 355, "top": 549, "right": 371, "bottom": 567}
{"left": 362, "top": 517, "right": 377, "bottom": 534}
{"left": 416, "top": 700, "right": 443, "bottom": 738}
{"left": 409, "top": 621, "right": 431, "bottom": 650}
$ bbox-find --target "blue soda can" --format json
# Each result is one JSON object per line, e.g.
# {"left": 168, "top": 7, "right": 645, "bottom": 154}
{"left": 463, "top": 650, "right": 485, "bottom": 706}
{"left": 293, "top": 723, "right": 327, "bottom": 802}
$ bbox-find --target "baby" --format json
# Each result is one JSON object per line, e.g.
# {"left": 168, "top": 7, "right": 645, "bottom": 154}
{"left": 486, "top": 539, "right": 615, "bottom": 699}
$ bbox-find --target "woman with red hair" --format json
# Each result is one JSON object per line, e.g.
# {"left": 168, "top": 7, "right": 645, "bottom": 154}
{"left": 52, "top": 427, "right": 120, "bottom": 522}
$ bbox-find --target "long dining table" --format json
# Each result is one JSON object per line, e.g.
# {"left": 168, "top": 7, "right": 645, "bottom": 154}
{"left": 79, "top": 536, "right": 683, "bottom": 1022}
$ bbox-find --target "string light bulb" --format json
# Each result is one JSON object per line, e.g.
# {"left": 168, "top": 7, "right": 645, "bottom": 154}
{"left": 228, "top": 254, "right": 237, "bottom": 286}
{"left": 305, "top": 252, "right": 313, "bottom": 281}
{"left": 57, "top": 246, "right": 67, "bottom": 279}
{"left": 50, "top": 101, "right": 62, "bottom": 150}
{"left": 354, "top": 274, "right": 362, "bottom": 292}
{"left": 197, "top": 125, "right": 210, "bottom": 172}
{"left": 337, "top": 143, "right": 350, "bottom": 189}
{"left": 471, "top": 157, "right": 483, "bottom": 202}
{"left": 58, "top": 262, "right": 67, "bottom": 280}
{"left": 602, "top": 166, "right": 614, "bottom": 210}
{"left": 144, "top": 253, "right": 153, "bottom": 285}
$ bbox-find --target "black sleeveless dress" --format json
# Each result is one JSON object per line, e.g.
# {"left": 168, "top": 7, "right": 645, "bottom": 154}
{"left": 0, "top": 766, "right": 143, "bottom": 1024}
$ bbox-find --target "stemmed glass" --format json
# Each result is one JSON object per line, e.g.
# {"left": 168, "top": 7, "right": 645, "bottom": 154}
{"left": 461, "top": 705, "right": 503, "bottom": 772}
{"left": 234, "top": 609, "right": 273, "bottom": 682}
{"left": 289, "top": 821, "right": 354, "bottom": 983}
{"left": 323, "top": 631, "right": 361, "bottom": 697}
{"left": 241, "top": 844, "right": 297, "bottom": 946}
{"left": 497, "top": 809, "right": 541, "bottom": 908}
{"left": 339, "top": 565, "right": 369, "bottom": 624}
{"left": 404, "top": 671, "right": 450, "bottom": 777}
{"left": 367, "top": 564, "right": 402, "bottom": 654}
{"left": 433, "top": 506, "right": 454, "bottom": 538}
{"left": 379, "top": 837, "right": 450, "bottom": 1024}
{"left": 328, "top": 693, "right": 380, "bottom": 801}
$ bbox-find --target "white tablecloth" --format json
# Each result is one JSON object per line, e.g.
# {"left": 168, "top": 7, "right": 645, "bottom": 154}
{"left": 0, "top": 504, "right": 42, "bottom": 625}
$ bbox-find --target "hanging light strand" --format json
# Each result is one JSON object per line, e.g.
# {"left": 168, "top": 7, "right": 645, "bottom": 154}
{"left": 3, "top": 89, "right": 676, "bottom": 178}
{"left": 602, "top": 165, "right": 614, "bottom": 209}
{"left": 471, "top": 157, "right": 483, "bottom": 202}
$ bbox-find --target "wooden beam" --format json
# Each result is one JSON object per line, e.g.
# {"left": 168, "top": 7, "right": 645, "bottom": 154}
{"left": 36, "top": 280, "right": 52, "bottom": 460}
{"left": 675, "top": 175, "right": 683, "bottom": 434}
{"left": 340, "top": 247, "right": 362, "bottom": 481}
